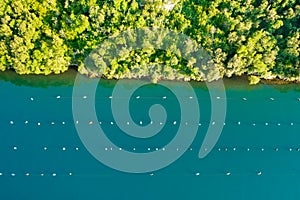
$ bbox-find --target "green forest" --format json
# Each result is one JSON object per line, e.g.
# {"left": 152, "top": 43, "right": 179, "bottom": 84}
{"left": 0, "top": 0, "right": 299, "bottom": 84}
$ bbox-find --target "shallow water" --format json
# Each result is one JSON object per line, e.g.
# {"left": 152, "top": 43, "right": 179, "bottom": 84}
{"left": 1, "top": 70, "right": 300, "bottom": 199}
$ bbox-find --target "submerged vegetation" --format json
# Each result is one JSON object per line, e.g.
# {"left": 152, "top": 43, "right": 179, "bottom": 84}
{"left": 0, "top": 0, "right": 299, "bottom": 84}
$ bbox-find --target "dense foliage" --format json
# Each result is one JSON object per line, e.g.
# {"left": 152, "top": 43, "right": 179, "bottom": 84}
{"left": 0, "top": 0, "right": 299, "bottom": 84}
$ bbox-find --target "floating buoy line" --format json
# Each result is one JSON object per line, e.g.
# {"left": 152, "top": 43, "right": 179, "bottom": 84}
{"left": 2, "top": 170, "right": 300, "bottom": 177}
{"left": 25, "top": 95, "right": 300, "bottom": 102}
{"left": 7, "top": 145, "right": 300, "bottom": 153}
{"left": 0, "top": 171, "right": 272, "bottom": 177}
{"left": 5, "top": 120, "right": 299, "bottom": 127}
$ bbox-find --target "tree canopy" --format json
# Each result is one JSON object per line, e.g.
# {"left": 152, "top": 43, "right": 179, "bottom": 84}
{"left": 0, "top": 0, "right": 299, "bottom": 84}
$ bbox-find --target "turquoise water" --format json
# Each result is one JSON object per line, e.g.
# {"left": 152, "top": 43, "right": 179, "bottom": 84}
{"left": 1, "top": 71, "right": 300, "bottom": 199}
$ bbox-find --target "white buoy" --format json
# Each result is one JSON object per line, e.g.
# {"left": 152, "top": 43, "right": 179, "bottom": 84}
{"left": 270, "top": 97, "right": 274, "bottom": 101}
{"left": 40, "top": 173, "right": 44, "bottom": 176}
{"left": 277, "top": 123, "right": 281, "bottom": 126}
{"left": 233, "top": 147, "right": 236, "bottom": 151}
{"left": 155, "top": 148, "right": 159, "bottom": 151}
{"left": 110, "top": 122, "right": 114, "bottom": 125}
{"left": 25, "top": 120, "right": 28, "bottom": 124}
{"left": 126, "top": 122, "right": 130, "bottom": 125}
{"left": 247, "top": 148, "right": 250, "bottom": 151}
{"left": 0, "top": 173, "right": 2, "bottom": 176}
{"left": 163, "top": 96, "right": 167, "bottom": 99}
{"left": 139, "top": 121, "right": 143, "bottom": 125}
{"left": 212, "top": 121, "right": 215, "bottom": 125}
{"left": 119, "top": 148, "right": 122, "bottom": 151}
{"left": 185, "top": 122, "right": 188, "bottom": 125}
{"left": 51, "top": 122, "right": 55, "bottom": 125}
{"left": 261, "top": 148, "right": 264, "bottom": 151}
{"left": 275, "top": 147, "right": 279, "bottom": 151}
{"left": 217, "top": 96, "right": 221, "bottom": 99}
{"left": 195, "top": 172, "right": 200, "bottom": 176}
{"left": 289, "top": 148, "right": 293, "bottom": 152}
{"left": 148, "top": 148, "right": 151, "bottom": 151}
{"left": 136, "top": 96, "right": 140, "bottom": 99}
{"left": 189, "top": 96, "right": 193, "bottom": 99}
{"left": 62, "top": 147, "right": 66, "bottom": 151}
{"left": 243, "top": 97, "right": 247, "bottom": 101}
{"left": 265, "top": 122, "right": 268, "bottom": 125}
{"left": 226, "top": 172, "right": 231, "bottom": 176}
{"left": 44, "top": 147, "right": 47, "bottom": 151}
{"left": 159, "top": 122, "right": 163, "bottom": 125}
{"left": 162, "top": 148, "right": 165, "bottom": 151}
{"left": 25, "top": 173, "right": 30, "bottom": 176}
{"left": 150, "top": 173, "right": 154, "bottom": 176}
{"left": 30, "top": 97, "right": 34, "bottom": 101}
{"left": 150, "top": 121, "right": 153, "bottom": 124}
{"left": 238, "top": 121, "right": 241, "bottom": 125}
{"left": 89, "top": 121, "right": 93, "bottom": 125}
{"left": 109, "top": 96, "right": 113, "bottom": 99}
{"left": 252, "top": 123, "right": 256, "bottom": 126}
{"left": 198, "top": 123, "right": 201, "bottom": 126}
{"left": 176, "top": 148, "right": 179, "bottom": 151}
{"left": 105, "top": 148, "right": 108, "bottom": 151}
{"left": 291, "top": 123, "right": 294, "bottom": 126}
{"left": 173, "top": 121, "right": 177, "bottom": 125}
{"left": 56, "top": 96, "right": 61, "bottom": 99}
{"left": 37, "top": 122, "right": 41, "bottom": 126}
{"left": 83, "top": 96, "right": 87, "bottom": 99}
{"left": 13, "top": 146, "right": 17, "bottom": 150}
{"left": 11, "top": 173, "right": 16, "bottom": 177}
{"left": 223, "top": 122, "right": 226, "bottom": 125}
{"left": 133, "top": 148, "right": 136, "bottom": 151}
{"left": 10, "top": 121, "right": 14, "bottom": 125}
{"left": 62, "top": 121, "right": 65, "bottom": 125}
{"left": 52, "top": 173, "right": 57, "bottom": 177}
{"left": 257, "top": 171, "right": 262, "bottom": 176}
{"left": 69, "top": 172, "right": 72, "bottom": 176}
{"left": 218, "top": 148, "right": 221, "bottom": 151}
{"left": 75, "top": 147, "right": 79, "bottom": 151}
{"left": 99, "top": 121, "right": 102, "bottom": 125}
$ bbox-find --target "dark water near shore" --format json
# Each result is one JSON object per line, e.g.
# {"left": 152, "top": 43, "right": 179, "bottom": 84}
{"left": 1, "top": 70, "right": 300, "bottom": 199}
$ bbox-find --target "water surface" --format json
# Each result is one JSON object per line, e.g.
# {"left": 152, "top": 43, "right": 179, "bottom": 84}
{"left": 0, "top": 70, "right": 300, "bottom": 199}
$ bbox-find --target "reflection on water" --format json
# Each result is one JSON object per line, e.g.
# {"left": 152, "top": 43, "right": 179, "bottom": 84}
{"left": 0, "top": 69, "right": 77, "bottom": 88}
{"left": 1, "top": 70, "right": 300, "bottom": 92}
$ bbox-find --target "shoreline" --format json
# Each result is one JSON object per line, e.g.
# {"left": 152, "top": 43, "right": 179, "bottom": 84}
{"left": 0, "top": 69, "right": 299, "bottom": 88}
